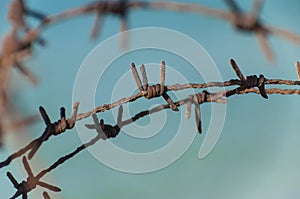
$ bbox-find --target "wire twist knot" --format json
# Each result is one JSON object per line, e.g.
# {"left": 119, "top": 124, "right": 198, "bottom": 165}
{"left": 230, "top": 59, "right": 268, "bottom": 99}
{"left": 130, "top": 61, "right": 178, "bottom": 111}
{"left": 242, "top": 74, "right": 268, "bottom": 98}
{"left": 86, "top": 105, "right": 123, "bottom": 140}
{"left": 193, "top": 90, "right": 209, "bottom": 105}
{"left": 145, "top": 84, "right": 165, "bottom": 99}
{"left": 27, "top": 103, "right": 79, "bottom": 160}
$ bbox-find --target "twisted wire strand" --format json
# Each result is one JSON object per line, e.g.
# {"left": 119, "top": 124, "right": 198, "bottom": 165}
{"left": 7, "top": 156, "right": 61, "bottom": 199}
{"left": 1, "top": 59, "right": 300, "bottom": 183}
{"left": 2, "top": 59, "right": 300, "bottom": 169}
{"left": 1, "top": 0, "right": 300, "bottom": 148}
{"left": 0, "top": 103, "right": 79, "bottom": 168}
{"left": 4, "top": 80, "right": 300, "bottom": 198}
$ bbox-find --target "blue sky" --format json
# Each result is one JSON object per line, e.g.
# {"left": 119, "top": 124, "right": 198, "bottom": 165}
{"left": 1, "top": 0, "right": 300, "bottom": 199}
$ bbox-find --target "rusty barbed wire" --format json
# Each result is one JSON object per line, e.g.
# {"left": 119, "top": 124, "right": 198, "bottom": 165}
{"left": 7, "top": 156, "right": 61, "bottom": 199}
{"left": 1, "top": 58, "right": 300, "bottom": 172}
{"left": 131, "top": 61, "right": 178, "bottom": 111}
{"left": 4, "top": 87, "right": 297, "bottom": 198}
{"left": 0, "top": 1, "right": 299, "bottom": 198}
{"left": 34, "top": 105, "right": 124, "bottom": 182}
{"left": 27, "top": 103, "right": 79, "bottom": 159}
{"left": 2, "top": 58, "right": 300, "bottom": 198}
{"left": 0, "top": 103, "right": 79, "bottom": 168}
{"left": 1, "top": 0, "right": 299, "bottom": 147}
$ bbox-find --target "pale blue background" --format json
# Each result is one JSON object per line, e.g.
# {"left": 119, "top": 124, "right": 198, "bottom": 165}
{"left": 1, "top": 0, "right": 300, "bottom": 199}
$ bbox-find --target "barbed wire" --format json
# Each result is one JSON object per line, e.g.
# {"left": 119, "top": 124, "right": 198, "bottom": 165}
{"left": 2, "top": 58, "right": 300, "bottom": 199}
{"left": 1, "top": 1, "right": 300, "bottom": 198}
{"left": 1, "top": 0, "right": 300, "bottom": 148}
{"left": 2, "top": 0, "right": 300, "bottom": 86}
{"left": 1, "top": 59, "right": 300, "bottom": 169}
{"left": 7, "top": 156, "right": 61, "bottom": 199}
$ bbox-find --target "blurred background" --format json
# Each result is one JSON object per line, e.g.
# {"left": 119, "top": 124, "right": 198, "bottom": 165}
{"left": 1, "top": 0, "right": 300, "bottom": 198}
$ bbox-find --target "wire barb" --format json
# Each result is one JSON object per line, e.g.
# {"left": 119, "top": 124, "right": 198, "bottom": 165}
{"left": 296, "top": 61, "right": 300, "bottom": 80}
{"left": 185, "top": 95, "right": 193, "bottom": 119}
{"left": 140, "top": 64, "right": 148, "bottom": 90}
{"left": 131, "top": 62, "right": 178, "bottom": 111}
{"left": 3, "top": 59, "right": 300, "bottom": 199}
{"left": 28, "top": 103, "right": 79, "bottom": 159}
{"left": 230, "top": 59, "right": 246, "bottom": 81}
{"left": 3, "top": 58, "right": 300, "bottom": 169}
{"left": 193, "top": 94, "right": 202, "bottom": 134}
{"left": 7, "top": 156, "right": 61, "bottom": 199}
{"left": 86, "top": 105, "right": 123, "bottom": 140}
{"left": 230, "top": 59, "right": 268, "bottom": 99}
{"left": 131, "top": 63, "right": 143, "bottom": 92}
{"left": 187, "top": 90, "right": 210, "bottom": 134}
{"left": 160, "top": 60, "right": 166, "bottom": 95}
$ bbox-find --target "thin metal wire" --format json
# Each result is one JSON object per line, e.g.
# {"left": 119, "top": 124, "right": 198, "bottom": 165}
{"left": 2, "top": 61, "right": 300, "bottom": 198}
{"left": 1, "top": 0, "right": 300, "bottom": 148}
{"left": 7, "top": 156, "right": 61, "bottom": 199}
{"left": 2, "top": 59, "right": 300, "bottom": 172}
{"left": 0, "top": 102, "right": 79, "bottom": 168}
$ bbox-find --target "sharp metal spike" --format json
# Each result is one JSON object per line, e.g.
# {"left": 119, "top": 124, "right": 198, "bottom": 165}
{"left": 185, "top": 95, "right": 193, "bottom": 119}
{"left": 140, "top": 64, "right": 148, "bottom": 90}
{"left": 39, "top": 106, "right": 51, "bottom": 126}
{"left": 296, "top": 61, "right": 300, "bottom": 80}
{"left": 117, "top": 105, "right": 123, "bottom": 127}
{"left": 193, "top": 95, "right": 202, "bottom": 134}
{"left": 160, "top": 60, "right": 166, "bottom": 94}
{"left": 60, "top": 107, "right": 66, "bottom": 119}
{"left": 92, "top": 114, "right": 102, "bottom": 134}
{"left": 37, "top": 181, "right": 61, "bottom": 192}
{"left": 130, "top": 63, "right": 143, "bottom": 91}
{"left": 230, "top": 59, "right": 246, "bottom": 81}
{"left": 22, "top": 156, "right": 34, "bottom": 178}
{"left": 72, "top": 102, "right": 79, "bottom": 121}
{"left": 7, "top": 172, "right": 19, "bottom": 188}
